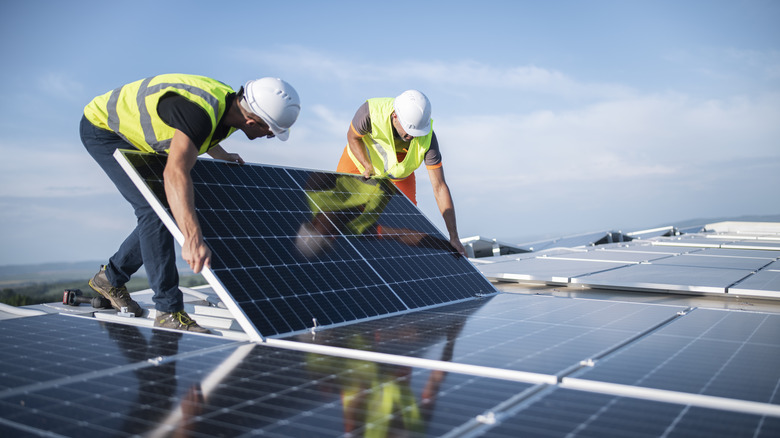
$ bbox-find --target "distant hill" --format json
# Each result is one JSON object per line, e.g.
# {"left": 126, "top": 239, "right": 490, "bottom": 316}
{"left": 0, "top": 261, "right": 111, "bottom": 287}
{"left": 0, "top": 259, "right": 192, "bottom": 288}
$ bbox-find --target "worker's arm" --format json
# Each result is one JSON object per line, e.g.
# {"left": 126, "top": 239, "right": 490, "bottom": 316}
{"left": 347, "top": 124, "right": 373, "bottom": 179}
{"left": 164, "top": 129, "right": 211, "bottom": 273}
{"left": 206, "top": 144, "right": 244, "bottom": 164}
{"left": 427, "top": 165, "right": 467, "bottom": 256}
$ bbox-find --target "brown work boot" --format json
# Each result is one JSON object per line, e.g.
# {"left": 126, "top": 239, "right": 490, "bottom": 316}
{"left": 155, "top": 310, "right": 211, "bottom": 334}
{"left": 88, "top": 266, "right": 143, "bottom": 317}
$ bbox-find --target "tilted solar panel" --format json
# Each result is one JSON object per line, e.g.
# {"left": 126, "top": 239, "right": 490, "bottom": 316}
{"left": 115, "top": 150, "right": 495, "bottom": 340}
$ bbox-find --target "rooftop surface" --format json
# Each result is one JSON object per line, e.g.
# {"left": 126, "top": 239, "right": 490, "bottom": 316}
{"left": 1, "top": 220, "right": 779, "bottom": 436}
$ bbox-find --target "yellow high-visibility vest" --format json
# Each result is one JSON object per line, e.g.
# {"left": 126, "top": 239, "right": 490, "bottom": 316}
{"left": 83, "top": 74, "right": 236, "bottom": 154}
{"left": 347, "top": 98, "right": 433, "bottom": 180}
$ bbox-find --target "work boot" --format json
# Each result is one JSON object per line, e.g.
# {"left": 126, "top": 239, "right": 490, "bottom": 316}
{"left": 155, "top": 310, "right": 211, "bottom": 334}
{"left": 89, "top": 266, "right": 143, "bottom": 317}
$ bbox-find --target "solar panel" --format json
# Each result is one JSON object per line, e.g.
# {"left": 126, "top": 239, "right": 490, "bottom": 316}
{"left": 730, "top": 269, "right": 780, "bottom": 297}
{"left": 572, "top": 263, "right": 754, "bottom": 294}
{"left": 479, "top": 257, "right": 631, "bottom": 284}
{"left": 481, "top": 387, "right": 780, "bottom": 437}
{"left": 0, "top": 313, "right": 230, "bottom": 392}
{"left": 571, "top": 308, "right": 780, "bottom": 404}
{"left": 0, "top": 314, "right": 535, "bottom": 437}
{"left": 478, "top": 238, "right": 780, "bottom": 297}
{"left": 114, "top": 151, "right": 495, "bottom": 340}
{"left": 4, "top": 302, "right": 780, "bottom": 437}
{"left": 287, "top": 293, "right": 691, "bottom": 375}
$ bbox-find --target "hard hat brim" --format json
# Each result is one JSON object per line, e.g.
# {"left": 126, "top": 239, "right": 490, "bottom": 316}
{"left": 403, "top": 124, "right": 430, "bottom": 138}
{"left": 273, "top": 129, "right": 289, "bottom": 141}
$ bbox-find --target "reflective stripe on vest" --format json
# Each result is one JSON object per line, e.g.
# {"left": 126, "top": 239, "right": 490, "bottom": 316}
{"left": 84, "top": 74, "right": 234, "bottom": 154}
{"left": 347, "top": 98, "right": 432, "bottom": 179}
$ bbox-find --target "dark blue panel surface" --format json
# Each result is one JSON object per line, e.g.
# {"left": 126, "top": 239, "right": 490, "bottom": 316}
{"left": 289, "top": 293, "right": 689, "bottom": 375}
{"left": 0, "top": 315, "right": 532, "bottom": 437}
{"left": 575, "top": 308, "right": 780, "bottom": 404}
{"left": 0, "top": 313, "right": 231, "bottom": 392}
{"left": 485, "top": 388, "right": 780, "bottom": 438}
{"left": 119, "top": 152, "right": 495, "bottom": 337}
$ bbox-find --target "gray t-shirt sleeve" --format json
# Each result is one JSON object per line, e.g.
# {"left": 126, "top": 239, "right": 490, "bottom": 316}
{"left": 351, "top": 101, "right": 442, "bottom": 167}
{"left": 425, "top": 132, "right": 441, "bottom": 167}
{"left": 350, "top": 101, "right": 372, "bottom": 136}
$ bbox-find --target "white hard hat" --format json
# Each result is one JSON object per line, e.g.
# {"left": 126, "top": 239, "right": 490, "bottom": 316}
{"left": 393, "top": 90, "right": 431, "bottom": 137}
{"left": 243, "top": 77, "right": 300, "bottom": 141}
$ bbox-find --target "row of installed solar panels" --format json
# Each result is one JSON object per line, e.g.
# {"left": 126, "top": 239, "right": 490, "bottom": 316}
{"left": 474, "top": 222, "right": 780, "bottom": 298}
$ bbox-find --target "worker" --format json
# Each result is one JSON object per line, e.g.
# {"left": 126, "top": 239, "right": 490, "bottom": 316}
{"left": 336, "top": 90, "right": 466, "bottom": 256}
{"left": 80, "top": 74, "right": 300, "bottom": 332}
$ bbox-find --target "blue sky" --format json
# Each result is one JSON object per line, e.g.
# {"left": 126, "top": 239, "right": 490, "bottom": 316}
{"left": 1, "top": 0, "right": 778, "bottom": 265}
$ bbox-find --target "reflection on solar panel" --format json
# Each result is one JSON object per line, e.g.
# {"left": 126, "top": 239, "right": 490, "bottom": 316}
{"left": 115, "top": 150, "right": 495, "bottom": 340}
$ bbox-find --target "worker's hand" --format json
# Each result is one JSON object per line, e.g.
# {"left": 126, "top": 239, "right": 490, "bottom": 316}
{"left": 182, "top": 237, "right": 212, "bottom": 274}
{"left": 361, "top": 167, "right": 373, "bottom": 180}
{"left": 449, "top": 237, "right": 467, "bottom": 257}
{"left": 206, "top": 145, "right": 244, "bottom": 164}
{"left": 221, "top": 152, "right": 244, "bottom": 165}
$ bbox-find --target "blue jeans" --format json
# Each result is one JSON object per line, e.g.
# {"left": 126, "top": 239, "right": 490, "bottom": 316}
{"left": 80, "top": 115, "right": 182, "bottom": 312}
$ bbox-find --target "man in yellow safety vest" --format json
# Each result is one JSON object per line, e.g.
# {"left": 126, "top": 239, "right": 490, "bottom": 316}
{"left": 336, "top": 90, "right": 466, "bottom": 256}
{"left": 80, "top": 74, "right": 300, "bottom": 332}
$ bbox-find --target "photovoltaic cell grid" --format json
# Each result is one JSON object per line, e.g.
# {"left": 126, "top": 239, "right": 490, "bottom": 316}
{"left": 483, "top": 387, "right": 780, "bottom": 437}
{"left": 288, "top": 293, "right": 691, "bottom": 375}
{"left": 116, "top": 151, "right": 494, "bottom": 338}
{"left": 0, "top": 314, "right": 534, "bottom": 437}
{"left": 0, "top": 313, "right": 231, "bottom": 392}
{"left": 282, "top": 292, "right": 780, "bottom": 433}
{"left": 572, "top": 307, "right": 780, "bottom": 404}
{"left": 4, "top": 298, "right": 779, "bottom": 436}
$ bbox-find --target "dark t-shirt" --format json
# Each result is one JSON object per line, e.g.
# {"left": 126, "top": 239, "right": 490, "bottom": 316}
{"left": 156, "top": 92, "right": 235, "bottom": 149}
{"left": 351, "top": 101, "right": 442, "bottom": 167}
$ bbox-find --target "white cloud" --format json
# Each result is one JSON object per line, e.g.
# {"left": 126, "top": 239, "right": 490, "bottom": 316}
{"left": 664, "top": 47, "right": 780, "bottom": 90}
{"left": 232, "top": 45, "right": 635, "bottom": 101}
{"left": 439, "top": 91, "right": 780, "bottom": 182}
{"left": 426, "top": 90, "right": 780, "bottom": 238}
{"left": 0, "top": 140, "right": 113, "bottom": 198}
{"left": 716, "top": 48, "right": 780, "bottom": 81}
